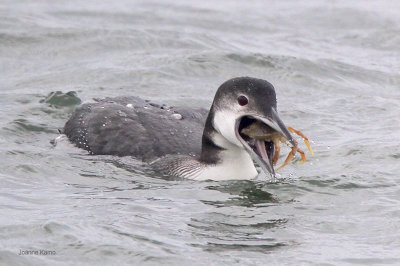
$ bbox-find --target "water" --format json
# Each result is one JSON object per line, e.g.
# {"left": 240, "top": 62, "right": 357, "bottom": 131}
{"left": 1, "top": 0, "right": 400, "bottom": 265}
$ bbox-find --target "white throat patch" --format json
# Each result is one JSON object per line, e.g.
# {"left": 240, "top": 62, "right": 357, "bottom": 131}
{"left": 212, "top": 109, "right": 242, "bottom": 148}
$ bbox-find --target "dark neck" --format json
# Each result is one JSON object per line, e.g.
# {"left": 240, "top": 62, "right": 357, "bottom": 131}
{"left": 199, "top": 108, "right": 225, "bottom": 164}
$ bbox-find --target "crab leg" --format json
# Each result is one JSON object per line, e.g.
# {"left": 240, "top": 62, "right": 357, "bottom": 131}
{"left": 288, "top": 126, "right": 314, "bottom": 156}
{"left": 273, "top": 139, "right": 280, "bottom": 165}
{"left": 276, "top": 146, "right": 297, "bottom": 171}
{"left": 296, "top": 147, "right": 306, "bottom": 164}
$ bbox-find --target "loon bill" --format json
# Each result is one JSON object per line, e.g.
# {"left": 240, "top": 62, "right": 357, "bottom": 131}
{"left": 64, "top": 77, "right": 310, "bottom": 181}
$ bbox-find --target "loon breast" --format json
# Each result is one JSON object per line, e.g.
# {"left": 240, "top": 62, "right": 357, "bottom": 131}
{"left": 64, "top": 96, "right": 208, "bottom": 162}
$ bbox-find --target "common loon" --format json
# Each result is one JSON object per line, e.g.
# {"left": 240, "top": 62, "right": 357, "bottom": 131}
{"left": 64, "top": 77, "right": 296, "bottom": 180}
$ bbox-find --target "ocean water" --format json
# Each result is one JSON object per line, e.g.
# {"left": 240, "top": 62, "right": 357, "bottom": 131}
{"left": 1, "top": 0, "right": 400, "bottom": 265}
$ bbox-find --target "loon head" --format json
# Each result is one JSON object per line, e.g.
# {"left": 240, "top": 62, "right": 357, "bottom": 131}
{"left": 202, "top": 77, "right": 295, "bottom": 178}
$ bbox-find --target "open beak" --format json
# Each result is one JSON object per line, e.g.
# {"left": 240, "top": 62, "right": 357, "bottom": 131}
{"left": 235, "top": 108, "right": 295, "bottom": 177}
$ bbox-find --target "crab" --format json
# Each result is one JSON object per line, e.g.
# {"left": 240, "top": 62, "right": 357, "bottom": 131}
{"left": 241, "top": 121, "right": 313, "bottom": 171}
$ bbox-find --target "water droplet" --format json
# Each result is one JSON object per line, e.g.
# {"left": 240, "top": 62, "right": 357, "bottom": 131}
{"left": 171, "top": 113, "right": 182, "bottom": 120}
{"left": 117, "top": 110, "right": 127, "bottom": 117}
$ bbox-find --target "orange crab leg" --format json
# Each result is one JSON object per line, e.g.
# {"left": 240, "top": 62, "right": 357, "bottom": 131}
{"left": 273, "top": 139, "right": 280, "bottom": 165}
{"left": 288, "top": 126, "right": 314, "bottom": 156}
{"left": 296, "top": 147, "right": 306, "bottom": 164}
{"left": 276, "top": 146, "right": 297, "bottom": 171}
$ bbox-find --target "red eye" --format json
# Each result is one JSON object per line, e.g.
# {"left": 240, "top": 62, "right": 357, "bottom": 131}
{"left": 237, "top": 95, "right": 248, "bottom": 106}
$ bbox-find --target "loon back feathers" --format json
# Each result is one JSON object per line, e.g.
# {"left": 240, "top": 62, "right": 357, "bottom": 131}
{"left": 64, "top": 96, "right": 207, "bottom": 161}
